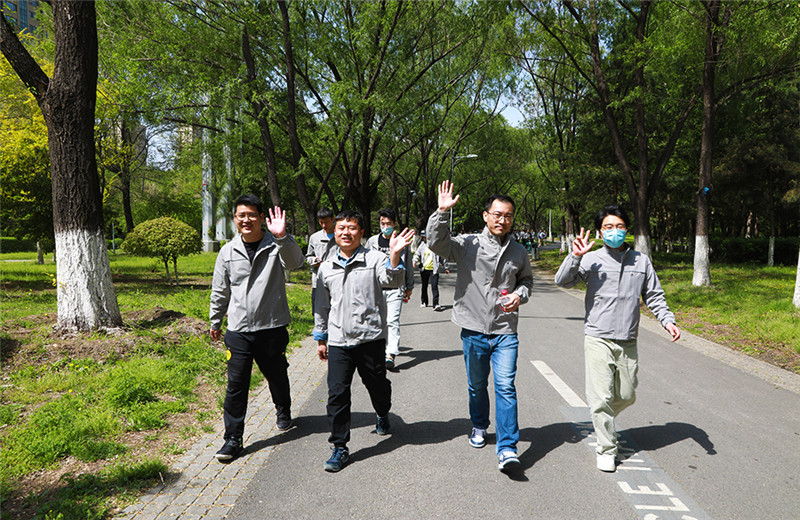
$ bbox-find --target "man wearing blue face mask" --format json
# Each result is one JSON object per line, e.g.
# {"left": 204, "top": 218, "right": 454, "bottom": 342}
{"left": 367, "top": 208, "right": 415, "bottom": 370}
{"left": 554, "top": 204, "right": 681, "bottom": 473}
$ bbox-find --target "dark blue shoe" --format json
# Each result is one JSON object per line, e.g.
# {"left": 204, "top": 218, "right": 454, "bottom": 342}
{"left": 323, "top": 446, "right": 349, "bottom": 472}
{"left": 276, "top": 405, "right": 292, "bottom": 431}
{"left": 376, "top": 414, "right": 391, "bottom": 435}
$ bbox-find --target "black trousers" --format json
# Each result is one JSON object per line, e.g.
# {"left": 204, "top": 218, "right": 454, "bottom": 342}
{"left": 223, "top": 327, "right": 291, "bottom": 440}
{"left": 420, "top": 270, "right": 439, "bottom": 306}
{"left": 326, "top": 339, "right": 392, "bottom": 447}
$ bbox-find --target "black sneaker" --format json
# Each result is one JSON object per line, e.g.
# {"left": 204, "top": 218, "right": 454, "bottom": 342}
{"left": 323, "top": 446, "right": 349, "bottom": 472}
{"left": 376, "top": 414, "right": 391, "bottom": 435}
{"left": 215, "top": 438, "right": 243, "bottom": 461}
{"left": 385, "top": 355, "right": 395, "bottom": 371}
{"left": 276, "top": 405, "right": 292, "bottom": 431}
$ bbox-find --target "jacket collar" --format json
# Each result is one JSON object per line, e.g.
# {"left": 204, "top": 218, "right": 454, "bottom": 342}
{"left": 481, "top": 226, "right": 511, "bottom": 248}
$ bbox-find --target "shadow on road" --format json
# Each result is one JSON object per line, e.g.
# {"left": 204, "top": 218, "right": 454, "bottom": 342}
{"left": 622, "top": 422, "right": 717, "bottom": 455}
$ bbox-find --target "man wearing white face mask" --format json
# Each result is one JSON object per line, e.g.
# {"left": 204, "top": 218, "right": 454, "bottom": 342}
{"left": 554, "top": 204, "right": 681, "bottom": 473}
{"left": 367, "top": 208, "right": 414, "bottom": 370}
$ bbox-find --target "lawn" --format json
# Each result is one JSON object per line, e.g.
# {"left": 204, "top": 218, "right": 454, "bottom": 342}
{"left": 0, "top": 251, "right": 315, "bottom": 519}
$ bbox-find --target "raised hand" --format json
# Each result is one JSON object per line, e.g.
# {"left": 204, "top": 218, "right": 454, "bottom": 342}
{"left": 389, "top": 227, "right": 415, "bottom": 255}
{"left": 438, "top": 181, "right": 460, "bottom": 212}
{"left": 572, "top": 227, "right": 595, "bottom": 257}
{"left": 266, "top": 206, "right": 287, "bottom": 238}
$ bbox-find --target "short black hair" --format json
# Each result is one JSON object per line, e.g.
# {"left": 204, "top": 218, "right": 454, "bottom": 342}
{"left": 234, "top": 194, "right": 263, "bottom": 215}
{"left": 334, "top": 209, "right": 365, "bottom": 230}
{"left": 484, "top": 194, "right": 516, "bottom": 212}
{"left": 377, "top": 208, "right": 397, "bottom": 222}
{"left": 594, "top": 204, "right": 630, "bottom": 230}
{"left": 317, "top": 207, "right": 334, "bottom": 220}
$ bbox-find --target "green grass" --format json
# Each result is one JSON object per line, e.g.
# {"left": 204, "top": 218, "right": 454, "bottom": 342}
{"left": 0, "top": 251, "right": 316, "bottom": 519}
{"left": 535, "top": 247, "right": 800, "bottom": 367}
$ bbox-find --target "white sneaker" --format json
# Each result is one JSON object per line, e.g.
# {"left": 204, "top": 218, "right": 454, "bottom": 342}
{"left": 498, "top": 450, "right": 521, "bottom": 473}
{"left": 597, "top": 453, "right": 616, "bottom": 472}
{"left": 468, "top": 427, "right": 486, "bottom": 448}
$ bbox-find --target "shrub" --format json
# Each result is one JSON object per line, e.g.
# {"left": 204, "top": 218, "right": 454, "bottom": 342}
{"left": 710, "top": 237, "right": 800, "bottom": 266}
{"left": 122, "top": 217, "right": 201, "bottom": 283}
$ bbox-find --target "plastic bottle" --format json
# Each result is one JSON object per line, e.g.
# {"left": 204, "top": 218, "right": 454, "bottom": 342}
{"left": 498, "top": 289, "right": 511, "bottom": 314}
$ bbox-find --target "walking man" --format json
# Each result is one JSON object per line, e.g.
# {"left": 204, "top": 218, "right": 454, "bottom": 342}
{"left": 209, "top": 194, "right": 305, "bottom": 461}
{"left": 413, "top": 231, "right": 447, "bottom": 311}
{"left": 306, "top": 207, "right": 336, "bottom": 314}
{"left": 366, "top": 208, "right": 414, "bottom": 370}
{"left": 314, "top": 210, "right": 414, "bottom": 472}
{"left": 554, "top": 205, "right": 681, "bottom": 472}
{"left": 426, "top": 181, "right": 533, "bottom": 473}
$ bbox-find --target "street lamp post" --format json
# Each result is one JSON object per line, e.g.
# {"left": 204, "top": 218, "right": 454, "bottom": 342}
{"left": 448, "top": 153, "right": 478, "bottom": 233}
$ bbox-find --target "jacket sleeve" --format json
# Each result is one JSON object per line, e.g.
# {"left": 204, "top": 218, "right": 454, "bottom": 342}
{"left": 412, "top": 244, "right": 422, "bottom": 267}
{"left": 641, "top": 258, "right": 676, "bottom": 327}
{"left": 404, "top": 247, "right": 415, "bottom": 289}
{"left": 426, "top": 211, "right": 461, "bottom": 261}
{"left": 276, "top": 234, "right": 305, "bottom": 271}
{"left": 377, "top": 256, "right": 406, "bottom": 289}
{"left": 554, "top": 253, "right": 584, "bottom": 288}
{"left": 313, "top": 268, "right": 330, "bottom": 341}
{"left": 513, "top": 251, "right": 534, "bottom": 304}
{"left": 306, "top": 233, "right": 318, "bottom": 266}
{"left": 209, "top": 249, "right": 230, "bottom": 330}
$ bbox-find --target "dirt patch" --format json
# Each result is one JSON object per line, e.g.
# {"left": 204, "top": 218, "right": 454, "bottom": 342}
{"left": 1, "top": 308, "right": 221, "bottom": 519}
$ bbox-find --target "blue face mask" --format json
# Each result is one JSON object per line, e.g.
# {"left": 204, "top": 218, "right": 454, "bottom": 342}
{"left": 381, "top": 226, "right": 394, "bottom": 237}
{"left": 602, "top": 229, "right": 626, "bottom": 248}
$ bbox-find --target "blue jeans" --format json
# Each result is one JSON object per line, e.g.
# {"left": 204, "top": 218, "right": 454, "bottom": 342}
{"left": 461, "top": 329, "right": 519, "bottom": 454}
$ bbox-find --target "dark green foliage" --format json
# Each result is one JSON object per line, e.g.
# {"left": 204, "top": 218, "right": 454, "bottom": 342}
{"left": 710, "top": 237, "right": 800, "bottom": 266}
{"left": 122, "top": 217, "right": 201, "bottom": 283}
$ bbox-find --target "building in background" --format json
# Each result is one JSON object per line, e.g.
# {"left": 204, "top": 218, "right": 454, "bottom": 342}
{"left": 2, "top": 0, "right": 40, "bottom": 34}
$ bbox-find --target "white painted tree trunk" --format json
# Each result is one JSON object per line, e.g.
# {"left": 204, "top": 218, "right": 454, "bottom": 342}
{"left": 768, "top": 236, "right": 775, "bottom": 267}
{"left": 793, "top": 247, "right": 800, "bottom": 309}
{"left": 693, "top": 235, "right": 712, "bottom": 286}
{"left": 55, "top": 228, "right": 122, "bottom": 331}
{"left": 634, "top": 234, "right": 651, "bottom": 258}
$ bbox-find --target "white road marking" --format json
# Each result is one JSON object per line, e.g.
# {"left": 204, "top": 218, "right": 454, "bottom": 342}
{"left": 531, "top": 360, "right": 587, "bottom": 407}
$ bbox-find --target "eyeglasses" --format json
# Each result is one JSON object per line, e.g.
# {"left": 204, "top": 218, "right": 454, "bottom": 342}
{"left": 488, "top": 212, "right": 514, "bottom": 223}
{"left": 234, "top": 213, "right": 261, "bottom": 221}
{"left": 601, "top": 224, "right": 627, "bottom": 231}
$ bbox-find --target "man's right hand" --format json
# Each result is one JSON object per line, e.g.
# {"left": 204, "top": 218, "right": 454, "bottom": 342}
{"left": 438, "top": 180, "right": 460, "bottom": 212}
{"left": 317, "top": 342, "right": 328, "bottom": 360}
{"left": 210, "top": 329, "right": 222, "bottom": 341}
{"left": 572, "top": 227, "right": 595, "bottom": 257}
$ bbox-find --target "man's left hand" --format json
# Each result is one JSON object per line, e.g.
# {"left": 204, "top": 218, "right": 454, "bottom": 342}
{"left": 501, "top": 292, "right": 521, "bottom": 313}
{"left": 266, "top": 206, "right": 287, "bottom": 238}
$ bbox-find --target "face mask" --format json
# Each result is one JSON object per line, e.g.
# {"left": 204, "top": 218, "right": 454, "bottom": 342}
{"left": 381, "top": 226, "right": 394, "bottom": 237}
{"left": 602, "top": 229, "right": 626, "bottom": 248}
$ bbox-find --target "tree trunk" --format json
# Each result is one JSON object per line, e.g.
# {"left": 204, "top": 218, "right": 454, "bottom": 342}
{"left": 120, "top": 116, "right": 135, "bottom": 233}
{"left": 793, "top": 246, "right": 800, "bottom": 309}
{"left": 1, "top": 1, "right": 122, "bottom": 331}
{"left": 692, "top": 0, "right": 721, "bottom": 287}
{"left": 36, "top": 241, "right": 44, "bottom": 264}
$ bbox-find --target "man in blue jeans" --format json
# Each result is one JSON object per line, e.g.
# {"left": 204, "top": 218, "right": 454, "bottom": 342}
{"left": 426, "top": 181, "right": 533, "bottom": 474}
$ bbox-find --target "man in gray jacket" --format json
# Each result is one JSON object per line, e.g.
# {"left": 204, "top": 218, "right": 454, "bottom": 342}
{"left": 306, "top": 207, "right": 336, "bottom": 314}
{"left": 427, "top": 181, "right": 533, "bottom": 474}
{"left": 366, "top": 208, "right": 414, "bottom": 370}
{"left": 314, "top": 210, "right": 414, "bottom": 472}
{"left": 209, "top": 194, "right": 305, "bottom": 461}
{"left": 554, "top": 204, "right": 680, "bottom": 473}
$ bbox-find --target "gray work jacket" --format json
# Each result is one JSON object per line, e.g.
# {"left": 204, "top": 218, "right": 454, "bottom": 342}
{"left": 306, "top": 229, "right": 336, "bottom": 289}
{"left": 554, "top": 245, "right": 676, "bottom": 340}
{"left": 314, "top": 246, "right": 405, "bottom": 347}
{"left": 210, "top": 233, "right": 304, "bottom": 332}
{"left": 426, "top": 211, "right": 533, "bottom": 335}
{"left": 365, "top": 234, "right": 415, "bottom": 292}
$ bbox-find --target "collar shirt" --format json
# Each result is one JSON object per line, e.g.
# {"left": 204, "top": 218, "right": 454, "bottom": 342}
{"left": 313, "top": 246, "right": 406, "bottom": 347}
{"left": 554, "top": 245, "right": 676, "bottom": 340}
{"left": 210, "top": 233, "right": 305, "bottom": 332}
{"left": 425, "top": 211, "right": 533, "bottom": 335}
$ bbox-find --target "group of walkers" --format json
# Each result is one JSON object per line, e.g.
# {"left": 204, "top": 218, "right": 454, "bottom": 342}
{"left": 208, "top": 181, "right": 680, "bottom": 476}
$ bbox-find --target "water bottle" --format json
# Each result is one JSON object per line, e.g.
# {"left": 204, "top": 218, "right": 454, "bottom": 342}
{"left": 497, "top": 289, "right": 511, "bottom": 314}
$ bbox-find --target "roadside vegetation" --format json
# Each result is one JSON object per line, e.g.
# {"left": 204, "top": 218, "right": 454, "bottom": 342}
{"left": 0, "top": 251, "right": 314, "bottom": 519}
{"left": 535, "top": 248, "right": 800, "bottom": 373}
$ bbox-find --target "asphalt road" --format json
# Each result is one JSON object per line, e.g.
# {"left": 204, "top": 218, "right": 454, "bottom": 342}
{"left": 230, "top": 266, "right": 800, "bottom": 520}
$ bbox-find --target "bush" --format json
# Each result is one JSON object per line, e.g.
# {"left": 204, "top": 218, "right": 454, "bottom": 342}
{"left": 106, "top": 238, "right": 124, "bottom": 251}
{"left": 710, "top": 237, "right": 800, "bottom": 266}
{"left": 123, "top": 217, "right": 202, "bottom": 283}
{"left": 0, "top": 237, "right": 36, "bottom": 253}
